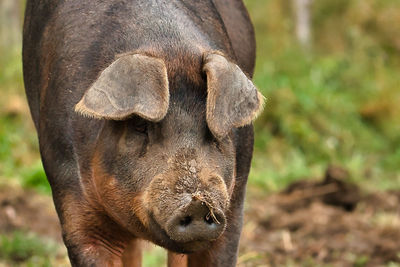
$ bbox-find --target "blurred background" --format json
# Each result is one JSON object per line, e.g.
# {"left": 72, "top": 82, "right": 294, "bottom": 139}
{"left": 0, "top": 0, "right": 399, "bottom": 266}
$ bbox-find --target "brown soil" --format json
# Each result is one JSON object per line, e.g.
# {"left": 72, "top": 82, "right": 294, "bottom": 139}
{"left": 0, "top": 166, "right": 399, "bottom": 266}
{"left": 0, "top": 185, "right": 61, "bottom": 242}
{"left": 239, "top": 166, "right": 400, "bottom": 266}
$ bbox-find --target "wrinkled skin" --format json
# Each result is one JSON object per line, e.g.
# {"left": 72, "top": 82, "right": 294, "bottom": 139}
{"left": 23, "top": 0, "right": 258, "bottom": 266}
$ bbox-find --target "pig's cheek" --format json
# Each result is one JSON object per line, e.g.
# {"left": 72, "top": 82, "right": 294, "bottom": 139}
{"left": 131, "top": 193, "right": 151, "bottom": 228}
{"left": 100, "top": 180, "right": 126, "bottom": 212}
{"left": 141, "top": 183, "right": 160, "bottom": 221}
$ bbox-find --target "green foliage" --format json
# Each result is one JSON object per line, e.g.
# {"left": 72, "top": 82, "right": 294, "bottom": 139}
{"left": 0, "top": 16, "right": 50, "bottom": 193}
{"left": 0, "top": 43, "right": 23, "bottom": 93}
{"left": 351, "top": 254, "right": 369, "bottom": 267}
{"left": 142, "top": 245, "right": 166, "bottom": 267}
{"left": 0, "top": 232, "right": 57, "bottom": 266}
{"left": 244, "top": 0, "right": 400, "bottom": 191}
{"left": 0, "top": 113, "right": 50, "bottom": 194}
{"left": 21, "top": 161, "right": 51, "bottom": 194}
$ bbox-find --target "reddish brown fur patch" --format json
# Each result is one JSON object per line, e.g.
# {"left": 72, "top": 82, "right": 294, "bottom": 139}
{"left": 39, "top": 25, "right": 55, "bottom": 112}
{"left": 60, "top": 193, "right": 128, "bottom": 266}
{"left": 90, "top": 150, "right": 151, "bottom": 232}
{"left": 168, "top": 251, "right": 188, "bottom": 267}
{"left": 122, "top": 239, "right": 142, "bottom": 267}
{"left": 59, "top": 152, "right": 146, "bottom": 265}
{"left": 131, "top": 193, "right": 150, "bottom": 228}
{"left": 89, "top": 151, "right": 115, "bottom": 208}
{"left": 134, "top": 47, "right": 205, "bottom": 88}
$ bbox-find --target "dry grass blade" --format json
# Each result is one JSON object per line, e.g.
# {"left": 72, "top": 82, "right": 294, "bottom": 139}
{"left": 192, "top": 191, "right": 220, "bottom": 224}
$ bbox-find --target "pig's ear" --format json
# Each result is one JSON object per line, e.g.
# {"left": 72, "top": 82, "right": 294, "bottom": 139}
{"left": 203, "top": 53, "right": 265, "bottom": 138}
{"left": 75, "top": 54, "right": 169, "bottom": 121}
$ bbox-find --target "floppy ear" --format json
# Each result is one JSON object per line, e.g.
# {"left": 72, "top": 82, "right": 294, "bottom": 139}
{"left": 203, "top": 53, "right": 264, "bottom": 138}
{"left": 75, "top": 53, "right": 169, "bottom": 121}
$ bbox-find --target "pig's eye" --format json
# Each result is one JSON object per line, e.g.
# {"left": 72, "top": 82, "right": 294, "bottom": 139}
{"left": 133, "top": 119, "right": 148, "bottom": 134}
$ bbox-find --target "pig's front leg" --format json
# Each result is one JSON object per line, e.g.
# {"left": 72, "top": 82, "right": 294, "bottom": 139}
{"left": 54, "top": 193, "right": 134, "bottom": 267}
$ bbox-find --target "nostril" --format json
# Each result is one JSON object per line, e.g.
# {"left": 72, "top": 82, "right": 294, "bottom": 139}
{"left": 204, "top": 214, "right": 214, "bottom": 225}
{"left": 179, "top": 216, "right": 192, "bottom": 227}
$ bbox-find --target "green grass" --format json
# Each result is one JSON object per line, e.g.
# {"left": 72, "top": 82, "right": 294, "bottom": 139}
{"left": 142, "top": 245, "right": 167, "bottom": 266}
{"left": 0, "top": 232, "right": 170, "bottom": 267}
{"left": 0, "top": 109, "right": 48, "bottom": 193}
{"left": 245, "top": 0, "right": 400, "bottom": 192}
{"left": 0, "top": 21, "right": 50, "bottom": 194}
{"left": 0, "top": 231, "right": 61, "bottom": 267}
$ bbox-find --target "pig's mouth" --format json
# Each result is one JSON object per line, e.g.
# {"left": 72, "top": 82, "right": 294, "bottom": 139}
{"left": 147, "top": 213, "right": 210, "bottom": 253}
{"left": 146, "top": 203, "right": 226, "bottom": 253}
{"left": 164, "top": 199, "right": 226, "bottom": 243}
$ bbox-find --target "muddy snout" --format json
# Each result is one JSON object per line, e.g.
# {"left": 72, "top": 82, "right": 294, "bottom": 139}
{"left": 165, "top": 198, "right": 226, "bottom": 243}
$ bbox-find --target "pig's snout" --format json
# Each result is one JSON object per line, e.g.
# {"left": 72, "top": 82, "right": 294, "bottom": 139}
{"left": 166, "top": 199, "right": 226, "bottom": 243}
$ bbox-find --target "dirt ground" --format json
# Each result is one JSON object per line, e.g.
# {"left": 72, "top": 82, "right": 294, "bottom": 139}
{"left": 0, "top": 166, "right": 399, "bottom": 266}
{"left": 239, "top": 167, "right": 400, "bottom": 266}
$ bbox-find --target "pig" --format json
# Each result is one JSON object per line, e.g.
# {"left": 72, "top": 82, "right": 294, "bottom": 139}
{"left": 23, "top": 0, "right": 264, "bottom": 266}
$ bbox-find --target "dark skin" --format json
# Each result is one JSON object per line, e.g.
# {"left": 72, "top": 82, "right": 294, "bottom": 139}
{"left": 23, "top": 0, "right": 256, "bottom": 266}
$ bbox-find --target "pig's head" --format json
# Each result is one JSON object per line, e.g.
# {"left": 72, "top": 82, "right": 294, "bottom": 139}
{"left": 75, "top": 52, "right": 264, "bottom": 253}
